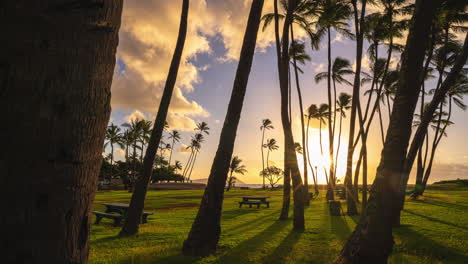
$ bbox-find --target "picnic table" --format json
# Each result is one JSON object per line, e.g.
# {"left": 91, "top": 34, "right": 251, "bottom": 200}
{"left": 239, "top": 196, "right": 270, "bottom": 208}
{"left": 93, "top": 203, "right": 153, "bottom": 226}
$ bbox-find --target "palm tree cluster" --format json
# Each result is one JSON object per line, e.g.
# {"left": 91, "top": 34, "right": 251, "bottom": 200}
{"left": 103, "top": 119, "right": 211, "bottom": 188}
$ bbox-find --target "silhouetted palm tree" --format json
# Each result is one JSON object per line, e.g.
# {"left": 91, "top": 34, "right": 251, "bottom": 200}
{"left": 182, "top": 0, "right": 264, "bottom": 255}
{"left": 105, "top": 123, "right": 124, "bottom": 188}
{"left": 121, "top": 0, "right": 189, "bottom": 236}
{"left": 260, "top": 118, "right": 274, "bottom": 189}
{"left": 226, "top": 156, "right": 248, "bottom": 191}
{"left": 264, "top": 138, "right": 279, "bottom": 168}
{"left": 305, "top": 104, "right": 319, "bottom": 194}
{"left": 334, "top": 93, "right": 351, "bottom": 176}
{"left": 187, "top": 133, "right": 205, "bottom": 181}
{"left": 316, "top": 103, "right": 330, "bottom": 187}
{"left": 168, "top": 130, "right": 181, "bottom": 165}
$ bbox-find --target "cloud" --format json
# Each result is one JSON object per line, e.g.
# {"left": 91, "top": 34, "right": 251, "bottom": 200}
{"left": 124, "top": 110, "right": 147, "bottom": 122}
{"left": 166, "top": 113, "right": 197, "bottom": 131}
{"left": 215, "top": 119, "right": 220, "bottom": 124}
{"left": 178, "top": 143, "right": 192, "bottom": 154}
{"left": 311, "top": 62, "right": 325, "bottom": 73}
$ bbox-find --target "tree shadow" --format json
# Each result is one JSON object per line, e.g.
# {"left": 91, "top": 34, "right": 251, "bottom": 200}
{"left": 221, "top": 208, "right": 258, "bottom": 221}
{"left": 403, "top": 209, "right": 467, "bottom": 231}
{"left": 414, "top": 199, "right": 468, "bottom": 211}
{"left": 262, "top": 229, "right": 302, "bottom": 264}
{"left": 393, "top": 226, "right": 467, "bottom": 263}
{"left": 223, "top": 209, "right": 281, "bottom": 234}
{"left": 330, "top": 214, "right": 351, "bottom": 241}
{"left": 216, "top": 219, "right": 291, "bottom": 264}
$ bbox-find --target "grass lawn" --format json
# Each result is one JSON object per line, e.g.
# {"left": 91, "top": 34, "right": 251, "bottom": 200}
{"left": 90, "top": 185, "right": 468, "bottom": 264}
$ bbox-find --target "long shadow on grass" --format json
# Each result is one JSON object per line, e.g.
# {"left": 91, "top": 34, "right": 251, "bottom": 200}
{"left": 393, "top": 225, "right": 467, "bottom": 263}
{"left": 414, "top": 199, "right": 468, "bottom": 211}
{"left": 262, "top": 229, "right": 302, "bottom": 264}
{"left": 216, "top": 219, "right": 292, "bottom": 264}
{"left": 223, "top": 209, "right": 281, "bottom": 234}
{"left": 403, "top": 209, "right": 467, "bottom": 231}
{"left": 222, "top": 208, "right": 258, "bottom": 221}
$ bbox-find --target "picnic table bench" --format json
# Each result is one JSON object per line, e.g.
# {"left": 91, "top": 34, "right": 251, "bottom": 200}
{"left": 93, "top": 203, "right": 153, "bottom": 226}
{"left": 239, "top": 196, "right": 270, "bottom": 208}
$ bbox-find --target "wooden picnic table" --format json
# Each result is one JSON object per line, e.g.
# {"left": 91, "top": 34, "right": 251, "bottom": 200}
{"left": 94, "top": 203, "right": 153, "bottom": 226}
{"left": 239, "top": 196, "right": 270, "bottom": 208}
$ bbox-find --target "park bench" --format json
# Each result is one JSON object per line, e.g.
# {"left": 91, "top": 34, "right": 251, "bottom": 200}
{"left": 93, "top": 211, "right": 124, "bottom": 226}
{"left": 93, "top": 203, "right": 154, "bottom": 226}
{"left": 239, "top": 196, "right": 270, "bottom": 208}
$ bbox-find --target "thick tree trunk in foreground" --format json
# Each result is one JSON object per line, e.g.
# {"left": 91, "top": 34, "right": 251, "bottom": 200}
{"left": 182, "top": 0, "right": 264, "bottom": 256}
{"left": 0, "top": 1, "right": 123, "bottom": 262}
{"left": 120, "top": 0, "right": 189, "bottom": 236}
{"left": 335, "top": 1, "right": 439, "bottom": 263}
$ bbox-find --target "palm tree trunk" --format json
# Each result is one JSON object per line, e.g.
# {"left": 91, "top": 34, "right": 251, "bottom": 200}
{"left": 344, "top": 0, "right": 367, "bottom": 217}
{"left": 121, "top": 0, "right": 189, "bottom": 236}
{"left": 168, "top": 138, "right": 175, "bottom": 165}
{"left": 227, "top": 169, "right": 234, "bottom": 191}
{"left": 182, "top": 0, "right": 264, "bottom": 256}
{"left": 334, "top": 113, "right": 343, "bottom": 181}
{"left": 187, "top": 150, "right": 198, "bottom": 181}
{"left": 326, "top": 26, "right": 335, "bottom": 197}
{"left": 183, "top": 149, "right": 194, "bottom": 177}
{"left": 291, "top": 24, "right": 309, "bottom": 204}
{"left": 306, "top": 118, "right": 319, "bottom": 194}
{"left": 336, "top": 1, "right": 439, "bottom": 262}
{"left": 1, "top": 1, "right": 123, "bottom": 262}
{"left": 377, "top": 104, "right": 385, "bottom": 144}
{"left": 276, "top": 0, "right": 305, "bottom": 229}
{"left": 261, "top": 129, "right": 266, "bottom": 189}
{"left": 110, "top": 144, "right": 114, "bottom": 190}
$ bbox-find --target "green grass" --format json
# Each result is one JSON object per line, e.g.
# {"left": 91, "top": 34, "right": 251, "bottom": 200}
{"left": 90, "top": 186, "right": 468, "bottom": 264}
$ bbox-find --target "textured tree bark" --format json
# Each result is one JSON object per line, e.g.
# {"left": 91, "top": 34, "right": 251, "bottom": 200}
{"left": 0, "top": 1, "right": 123, "bottom": 263}
{"left": 182, "top": 0, "right": 264, "bottom": 256}
{"left": 120, "top": 0, "right": 189, "bottom": 236}
{"left": 335, "top": 1, "right": 440, "bottom": 263}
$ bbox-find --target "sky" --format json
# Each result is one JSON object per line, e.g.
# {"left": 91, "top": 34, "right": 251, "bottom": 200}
{"left": 107, "top": 0, "right": 468, "bottom": 184}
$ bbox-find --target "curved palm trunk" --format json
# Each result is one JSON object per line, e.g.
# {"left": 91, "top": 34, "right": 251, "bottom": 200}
{"left": 334, "top": 113, "right": 343, "bottom": 180}
{"left": 277, "top": 0, "right": 305, "bottom": 228}
{"left": 291, "top": 25, "right": 309, "bottom": 204}
{"left": 187, "top": 150, "right": 198, "bottom": 181}
{"left": 226, "top": 169, "right": 234, "bottom": 191}
{"left": 183, "top": 149, "right": 194, "bottom": 178}
{"left": 110, "top": 144, "right": 114, "bottom": 190}
{"left": 182, "top": 0, "right": 264, "bottom": 256}
{"left": 336, "top": 1, "right": 439, "bottom": 262}
{"left": 120, "top": 0, "right": 189, "bottom": 236}
{"left": 1, "top": 1, "right": 123, "bottom": 262}
{"left": 261, "top": 129, "right": 266, "bottom": 189}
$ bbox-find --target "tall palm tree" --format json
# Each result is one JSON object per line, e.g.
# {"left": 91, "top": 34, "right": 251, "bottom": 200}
{"left": 274, "top": 0, "right": 306, "bottom": 227}
{"left": 315, "top": 0, "right": 353, "bottom": 196}
{"left": 337, "top": 1, "right": 442, "bottom": 262}
{"left": 2, "top": 1, "right": 124, "bottom": 261}
{"left": 306, "top": 104, "right": 319, "bottom": 194}
{"left": 183, "top": 138, "right": 199, "bottom": 179}
{"left": 168, "top": 130, "right": 181, "bottom": 165}
{"left": 316, "top": 103, "right": 330, "bottom": 187}
{"left": 187, "top": 133, "right": 205, "bottom": 181}
{"left": 182, "top": 0, "right": 264, "bottom": 256}
{"left": 139, "top": 119, "right": 152, "bottom": 162}
{"left": 174, "top": 160, "right": 183, "bottom": 172}
{"left": 264, "top": 138, "right": 279, "bottom": 169}
{"left": 121, "top": 0, "right": 189, "bottom": 236}
{"left": 195, "top": 121, "right": 210, "bottom": 135}
{"left": 226, "top": 156, "right": 248, "bottom": 191}
{"left": 105, "top": 123, "right": 124, "bottom": 189}
{"left": 260, "top": 118, "right": 274, "bottom": 189}
{"left": 289, "top": 40, "right": 311, "bottom": 200}
{"left": 334, "top": 93, "right": 351, "bottom": 176}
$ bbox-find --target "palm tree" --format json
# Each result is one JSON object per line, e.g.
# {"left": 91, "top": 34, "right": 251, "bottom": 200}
{"left": 314, "top": 0, "right": 353, "bottom": 194}
{"left": 336, "top": 1, "right": 442, "bottom": 262}
{"left": 105, "top": 123, "right": 124, "bottom": 189}
{"left": 139, "top": 119, "right": 152, "bottom": 162}
{"left": 182, "top": 138, "right": 199, "bottom": 179}
{"left": 174, "top": 160, "right": 183, "bottom": 172}
{"left": 260, "top": 118, "right": 274, "bottom": 189}
{"left": 195, "top": 121, "right": 210, "bottom": 135}
{"left": 334, "top": 93, "right": 351, "bottom": 176}
{"left": 168, "top": 130, "right": 181, "bottom": 165}
{"left": 121, "top": 0, "right": 189, "bottom": 236}
{"left": 274, "top": 0, "right": 306, "bottom": 227}
{"left": 264, "top": 138, "right": 279, "bottom": 169}
{"left": 182, "top": 0, "right": 264, "bottom": 256}
{"left": 2, "top": 1, "right": 124, "bottom": 261}
{"left": 289, "top": 40, "right": 311, "bottom": 202}
{"left": 316, "top": 104, "right": 331, "bottom": 192}
{"left": 226, "top": 156, "right": 248, "bottom": 191}
{"left": 186, "top": 133, "right": 205, "bottom": 181}
{"left": 305, "top": 104, "right": 319, "bottom": 194}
